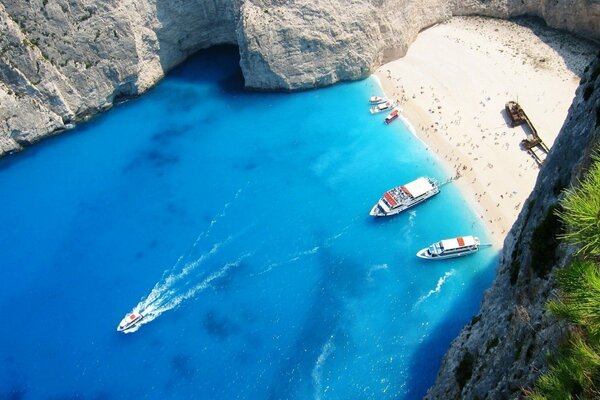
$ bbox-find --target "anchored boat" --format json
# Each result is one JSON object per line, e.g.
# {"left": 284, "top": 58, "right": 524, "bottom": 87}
{"left": 117, "top": 311, "right": 144, "bottom": 333}
{"left": 370, "top": 100, "right": 397, "bottom": 114}
{"left": 369, "top": 96, "right": 388, "bottom": 104}
{"left": 370, "top": 177, "right": 440, "bottom": 217}
{"left": 416, "top": 236, "right": 481, "bottom": 260}
{"left": 384, "top": 108, "right": 400, "bottom": 124}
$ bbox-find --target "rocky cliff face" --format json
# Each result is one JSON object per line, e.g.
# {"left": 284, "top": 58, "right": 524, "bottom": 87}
{"left": 425, "top": 52, "right": 600, "bottom": 399}
{"left": 1, "top": 0, "right": 599, "bottom": 156}
{"left": 0, "top": 0, "right": 238, "bottom": 155}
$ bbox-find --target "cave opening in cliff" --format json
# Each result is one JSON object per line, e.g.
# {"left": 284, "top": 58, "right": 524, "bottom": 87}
{"left": 170, "top": 45, "right": 245, "bottom": 94}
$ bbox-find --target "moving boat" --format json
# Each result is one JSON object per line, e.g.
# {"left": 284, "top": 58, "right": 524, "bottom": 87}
{"left": 416, "top": 236, "right": 481, "bottom": 260}
{"left": 117, "top": 311, "right": 144, "bottom": 332}
{"left": 369, "top": 96, "right": 388, "bottom": 104}
{"left": 384, "top": 108, "right": 400, "bottom": 124}
{"left": 370, "top": 100, "right": 397, "bottom": 114}
{"left": 370, "top": 177, "right": 440, "bottom": 217}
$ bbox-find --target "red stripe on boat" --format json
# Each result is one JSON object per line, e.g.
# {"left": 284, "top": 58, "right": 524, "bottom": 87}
{"left": 384, "top": 192, "right": 398, "bottom": 207}
{"left": 457, "top": 237, "right": 465, "bottom": 246}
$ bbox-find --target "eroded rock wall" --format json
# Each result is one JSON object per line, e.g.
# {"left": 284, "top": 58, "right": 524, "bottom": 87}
{"left": 0, "top": 0, "right": 237, "bottom": 155}
{"left": 425, "top": 52, "right": 600, "bottom": 400}
{"left": 452, "top": 0, "right": 600, "bottom": 41}
{"left": 237, "top": 0, "right": 451, "bottom": 90}
{"left": 0, "top": 0, "right": 598, "bottom": 156}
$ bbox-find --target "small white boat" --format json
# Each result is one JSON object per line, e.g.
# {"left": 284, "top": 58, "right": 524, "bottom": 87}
{"left": 416, "top": 236, "right": 481, "bottom": 260}
{"left": 370, "top": 177, "right": 440, "bottom": 217}
{"left": 370, "top": 100, "right": 397, "bottom": 114}
{"left": 369, "top": 96, "right": 388, "bottom": 105}
{"left": 117, "top": 311, "right": 144, "bottom": 332}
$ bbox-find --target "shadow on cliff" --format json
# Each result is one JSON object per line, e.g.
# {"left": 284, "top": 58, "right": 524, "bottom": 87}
{"left": 404, "top": 256, "right": 499, "bottom": 399}
{"left": 511, "top": 16, "right": 597, "bottom": 76}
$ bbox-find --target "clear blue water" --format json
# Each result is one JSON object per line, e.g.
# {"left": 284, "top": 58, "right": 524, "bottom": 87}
{"left": 0, "top": 46, "right": 498, "bottom": 400}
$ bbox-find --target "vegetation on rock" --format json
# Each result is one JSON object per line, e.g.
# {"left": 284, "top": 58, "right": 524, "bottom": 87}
{"left": 529, "top": 153, "right": 600, "bottom": 399}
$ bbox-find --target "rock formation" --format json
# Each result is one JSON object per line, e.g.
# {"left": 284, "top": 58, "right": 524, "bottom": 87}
{"left": 0, "top": 0, "right": 237, "bottom": 155}
{"left": 1, "top": 0, "right": 599, "bottom": 156}
{"left": 0, "top": 1, "right": 599, "bottom": 397}
{"left": 425, "top": 51, "right": 600, "bottom": 399}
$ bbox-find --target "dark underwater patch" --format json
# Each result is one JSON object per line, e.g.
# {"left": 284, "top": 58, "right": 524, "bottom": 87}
{"left": 150, "top": 125, "right": 190, "bottom": 145}
{"left": 122, "top": 149, "right": 179, "bottom": 173}
{"left": 0, "top": 385, "right": 26, "bottom": 400}
{"left": 203, "top": 311, "right": 240, "bottom": 340}
{"left": 211, "top": 260, "right": 248, "bottom": 293}
{"left": 240, "top": 161, "right": 259, "bottom": 171}
{"left": 47, "top": 391, "right": 85, "bottom": 400}
{"left": 171, "top": 354, "right": 195, "bottom": 380}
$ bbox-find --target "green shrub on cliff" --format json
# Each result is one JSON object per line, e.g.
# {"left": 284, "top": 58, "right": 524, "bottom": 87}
{"left": 529, "top": 333, "right": 600, "bottom": 399}
{"left": 529, "top": 153, "right": 600, "bottom": 399}
{"left": 548, "top": 259, "right": 600, "bottom": 339}
{"left": 556, "top": 154, "right": 600, "bottom": 257}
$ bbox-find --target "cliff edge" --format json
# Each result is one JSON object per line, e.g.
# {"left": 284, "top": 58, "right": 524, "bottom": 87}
{"left": 1, "top": 0, "right": 599, "bottom": 156}
{"left": 425, "top": 51, "right": 600, "bottom": 399}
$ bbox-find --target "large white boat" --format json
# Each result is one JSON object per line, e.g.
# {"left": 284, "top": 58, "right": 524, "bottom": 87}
{"left": 369, "top": 95, "right": 388, "bottom": 104}
{"left": 370, "top": 100, "right": 397, "bottom": 114}
{"left": 370, "top": 177, "right": 440, "bottom": 217}
{"left": 416, "top": 236, "right": 481, "bottom": 260}
{"left": 117, "top": 311, "right": 144, "bottom": 333}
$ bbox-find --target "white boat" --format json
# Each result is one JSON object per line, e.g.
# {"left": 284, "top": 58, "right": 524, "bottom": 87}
{"left": 369, "top": 96, "right": 388, "bottom": 104}
{"left": 416, "top": 236, "right": 481, "bottom": 260}
{"left": 117, "top": 311, "right": 144, "bottom": 332}
{"left": 370, "top": 177, "right": 440, "bottom": 217}
{"left": 370, "top": 100, "right": 397, "bottom": 114}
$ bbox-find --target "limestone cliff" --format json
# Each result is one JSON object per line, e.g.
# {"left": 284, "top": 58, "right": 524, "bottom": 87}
{"left": 425, "top": 52, "right": 600, "bottom": 399}
{"left": 1, "top": 0, "right": 599, "bottom": 156}
{"left": 0, "top": 0, "right": 237, "bottom": 155}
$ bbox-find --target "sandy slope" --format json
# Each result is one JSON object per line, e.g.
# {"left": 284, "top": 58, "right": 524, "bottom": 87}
{"left": 375, "top": 16, "right": 598, "bottom": 247}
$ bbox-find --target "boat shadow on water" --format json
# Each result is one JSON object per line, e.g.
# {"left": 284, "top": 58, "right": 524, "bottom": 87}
{"left": 403, "top": 255, "right": 499, "bottom": 398}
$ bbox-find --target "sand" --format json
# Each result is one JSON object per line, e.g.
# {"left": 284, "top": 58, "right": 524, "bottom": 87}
{"left": 375, "top": 16, "right": 598, "bottom": 247}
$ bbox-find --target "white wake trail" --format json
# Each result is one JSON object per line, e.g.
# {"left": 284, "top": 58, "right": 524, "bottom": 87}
{"left": 119, "top": 188, "right": 249, "bottom": 333}
{"left": 140, "top": 238, "right": 230, "bottom": 310}
{"left": 255, "top": 246, "right": 320, "bottom": 276}
{"left": 414, "top": 269, "right": 456, "bottom": 307}
{"left": 155, "top": 253, "right": 250, "bottom": 313}
{"left": 367, "top": 264, "right": 389, "bottom": 282}
{"left": 176, "top": 187, "right": 244, "bottom": 267}
{"left": 124, "top": 253, "right": 251, "bottom": 333}
{"left": 312, "top": 335, "right": 335, "bottom": 400}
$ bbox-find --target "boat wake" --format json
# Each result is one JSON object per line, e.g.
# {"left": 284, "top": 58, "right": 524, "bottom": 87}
{"left": 413, "top": 269, "right": 456, "bottom": 308}
{"left": 118, "top": 188, "right": 250, "bottom": 333}
{"left": 124, "top": 254, "right": 250, "bottom": 333}
{"left": 312, "top": 335, "right": 335, "bottom": 400}
{"left": 367, "top": 264, "right": 389, "bottom": 282}
{"left": 254, "top": 246, "right": 320, "bottom": 276}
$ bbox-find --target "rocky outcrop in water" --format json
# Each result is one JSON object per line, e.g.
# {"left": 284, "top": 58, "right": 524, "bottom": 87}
{"left": 425, "top": 51, "right": 600, "bottom": 399}
{"left": 0, "top": 0, "right": 599, "bottom": 155}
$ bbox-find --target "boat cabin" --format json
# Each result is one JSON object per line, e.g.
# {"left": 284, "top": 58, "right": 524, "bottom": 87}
{"left": 429, "top": 236, "right": 478, "bottom": 256}
{"left": 381, "top": 177, "right": 436, "bottom": 209}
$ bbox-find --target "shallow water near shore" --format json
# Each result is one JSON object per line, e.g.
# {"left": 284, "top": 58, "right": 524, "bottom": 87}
{"left": 0, "top": 46, "right": 497, "bottom": 399}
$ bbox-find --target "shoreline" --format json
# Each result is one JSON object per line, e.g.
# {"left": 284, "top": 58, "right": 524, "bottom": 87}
{"left": 375, "top": 16, "right": 598, "bottom": 247}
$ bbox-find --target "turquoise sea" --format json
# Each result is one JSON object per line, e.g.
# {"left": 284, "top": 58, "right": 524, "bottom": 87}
{"left": 0, "top": 47, "right": 497, "bottom": 399}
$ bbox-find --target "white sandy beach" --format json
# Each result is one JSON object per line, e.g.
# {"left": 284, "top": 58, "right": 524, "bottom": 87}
{"left": 376, "top": 16, "right": 598, "bottom": 247}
